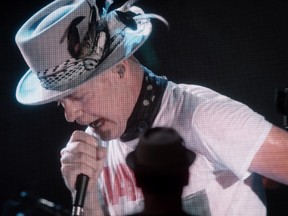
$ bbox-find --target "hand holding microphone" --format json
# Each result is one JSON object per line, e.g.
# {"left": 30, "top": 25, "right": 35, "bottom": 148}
{"left": 60, "top": 130, "right": 107, "bottom": 215}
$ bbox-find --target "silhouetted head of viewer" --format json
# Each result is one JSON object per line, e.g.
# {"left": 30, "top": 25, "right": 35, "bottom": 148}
{"left": 126, "top": 127, "right": 196, "bottom": 216}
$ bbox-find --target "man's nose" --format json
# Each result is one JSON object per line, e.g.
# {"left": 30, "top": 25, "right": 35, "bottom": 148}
{"left": 62, "top": 99, "right": 82, "bottom": 123}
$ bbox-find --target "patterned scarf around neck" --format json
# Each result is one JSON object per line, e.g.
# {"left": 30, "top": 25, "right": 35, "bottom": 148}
{"left": 120, "top": 67, "right": 168, "bottom": 142}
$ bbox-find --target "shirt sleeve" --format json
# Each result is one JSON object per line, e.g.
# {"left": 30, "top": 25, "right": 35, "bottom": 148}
{"left": 192, "top": 98, "right": 272, "bottom": 179}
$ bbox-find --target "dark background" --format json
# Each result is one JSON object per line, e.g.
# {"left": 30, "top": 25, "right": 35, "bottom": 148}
{"left": 1, "top": 0, "right": 288, "bottom": 215}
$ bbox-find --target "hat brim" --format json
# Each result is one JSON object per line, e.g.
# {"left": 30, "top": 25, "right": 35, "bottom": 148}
{"left": 16, "top": 22, "right": 152, "bottom": 105}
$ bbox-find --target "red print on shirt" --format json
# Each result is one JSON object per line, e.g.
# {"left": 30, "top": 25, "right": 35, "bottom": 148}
{"left": 102, "top": 163, "right": 142, "bottom": 205}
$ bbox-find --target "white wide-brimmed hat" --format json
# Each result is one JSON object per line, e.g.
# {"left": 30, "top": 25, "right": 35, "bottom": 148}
{"left": 15, "top": 0, "right": 167, "bottom": 105}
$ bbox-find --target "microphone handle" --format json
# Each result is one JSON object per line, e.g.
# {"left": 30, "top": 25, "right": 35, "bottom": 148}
{"left": 72, "top": 173, "right": 90, "bottom": 216}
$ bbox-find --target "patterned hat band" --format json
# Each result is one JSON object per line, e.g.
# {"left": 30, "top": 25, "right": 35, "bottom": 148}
{"left": 37, "top": 30, "right": 123, "bottom": 90}
{"left": 36, "top": 2, "right": 168, "bottom": 90}
{"left": 38, "top": 58, "right": 99, "bottom": 90}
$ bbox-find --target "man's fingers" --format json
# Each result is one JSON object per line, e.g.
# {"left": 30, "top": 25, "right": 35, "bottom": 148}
{"left": 60, "top": 130, "right": 107, "bottom": 193}
{"left": 69, "top": 130, "right": 100, "bottom": 147}
{"left": 61, "top": 152, "right": 99, "bottom": 169}
{"left": 61, "top": 141, "right": 97, "bottom": 158}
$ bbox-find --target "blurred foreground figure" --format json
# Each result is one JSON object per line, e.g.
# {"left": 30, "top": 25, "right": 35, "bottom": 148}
{"left": 126, "top": 127, "right": 196, "bottom": 216}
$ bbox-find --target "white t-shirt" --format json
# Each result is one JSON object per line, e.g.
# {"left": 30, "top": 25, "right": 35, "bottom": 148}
{"left": 88, "top": 81, "right": 272, "bottom": 216}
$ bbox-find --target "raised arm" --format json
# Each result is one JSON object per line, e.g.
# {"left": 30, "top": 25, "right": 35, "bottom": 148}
{"left": 249, "top": 125, "right": 288, "bottom": 185}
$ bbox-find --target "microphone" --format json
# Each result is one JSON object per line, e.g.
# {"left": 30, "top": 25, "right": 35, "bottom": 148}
{"left": 72, "top": 173, "right": 90, "bottom": 216}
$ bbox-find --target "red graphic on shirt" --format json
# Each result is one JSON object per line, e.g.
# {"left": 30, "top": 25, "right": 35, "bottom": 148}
{"left": 102, "top": 163, "right": 142, "bottom": 205}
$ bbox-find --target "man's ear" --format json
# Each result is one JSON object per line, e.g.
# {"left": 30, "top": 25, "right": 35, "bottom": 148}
{"left": 114, "top": 59, "right": 129, "bottom": 79}
{"left": 116, "top": 64, "right": 125, "bottom": 78}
